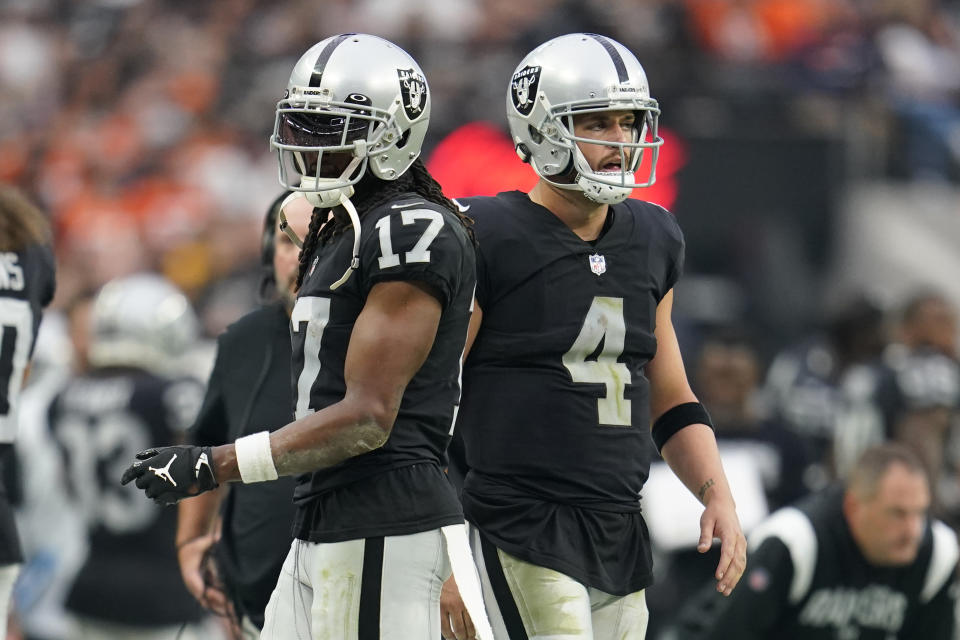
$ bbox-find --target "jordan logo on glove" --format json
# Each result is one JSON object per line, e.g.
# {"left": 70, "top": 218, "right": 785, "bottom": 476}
{"left": 149, "top": 454, "right": 178, "bottom": 486}
{"left": 194, "top": 452, "right": 212, "bottom": 481}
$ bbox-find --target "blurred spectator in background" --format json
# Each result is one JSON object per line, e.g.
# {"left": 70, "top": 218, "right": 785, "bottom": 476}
{"left": 897, "top": 290, "right": 958, "bottom": 358}
{"left": 47, "top": 273, "right": 215, "bottom": 639}
{"left": 695, "top": 330, "right": 812, "bottom": 510}
{"left": 668, "top": 443, "right": 959, "bottom": 640}
{"left": 874, "top": 0, "right": 960, "bottom": 182}
{"left": 762, "top": 294, "right": 887, "bottom": 490}
{"left": 836, "top": 291, "right": 960, "bottom": 524}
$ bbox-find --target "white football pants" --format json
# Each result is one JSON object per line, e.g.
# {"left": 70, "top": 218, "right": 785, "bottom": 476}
{"left": 261, "top": 528, "right": 458, "bottom": 640}
{"left": 471, "top": 527, "right": 649, "bottom": 640}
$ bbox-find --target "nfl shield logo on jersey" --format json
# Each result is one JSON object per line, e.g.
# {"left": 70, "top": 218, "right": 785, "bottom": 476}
{"left": 588, "top": 254, "right": 606, "bottom": 276}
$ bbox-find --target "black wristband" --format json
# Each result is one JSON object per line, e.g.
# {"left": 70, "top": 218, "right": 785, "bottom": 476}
{"left": 652, "top": 402, "right": 714, "bottom": 454}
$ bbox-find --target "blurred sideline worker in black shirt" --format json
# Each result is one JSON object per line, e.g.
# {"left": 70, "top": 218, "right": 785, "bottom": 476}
{"left": 176, "top": 191, "right": 312, "bottom": 636}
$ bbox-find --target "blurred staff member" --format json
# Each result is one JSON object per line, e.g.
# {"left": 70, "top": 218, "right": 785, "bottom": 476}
{"left": 763, "top": 296, "right": 886, "bottom": 490}
{"left": 670, "top": 443, "right": 959, "bottom": 640}
{"left": 176, "top": 192, "right": 311, "bottom": 637}
{"left": 0, "top": 186, "right": 56, "bottom": 629}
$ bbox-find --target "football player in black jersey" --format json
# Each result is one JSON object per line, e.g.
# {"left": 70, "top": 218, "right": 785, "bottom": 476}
{"left": 0, "top": 186, "right": 55, "bottom": 631}
{"left": 442, "top": 34, "right": 746, "bottom": 640}
{"left": 121, "top": 34, "right": 491, "bottom": 640}
{"left": 49, "top": 273, "right": 208, "bottom": 637}
{"left": 671, "top": 443, "right": 958, "bottom": 639}
{"left": 174, "top": 191, "right": 311, "bottom": 637}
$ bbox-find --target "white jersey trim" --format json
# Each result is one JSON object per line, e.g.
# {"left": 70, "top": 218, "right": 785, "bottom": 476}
{"left": 748, "top": 506, "right": 818, "bottom": 605}
{"left": 921, "top": 520, "right": 959, "bottom": 603}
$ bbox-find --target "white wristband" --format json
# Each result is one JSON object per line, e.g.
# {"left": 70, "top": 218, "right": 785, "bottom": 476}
{"left": 235, "top": 431, "right": 279, "bottom": 483}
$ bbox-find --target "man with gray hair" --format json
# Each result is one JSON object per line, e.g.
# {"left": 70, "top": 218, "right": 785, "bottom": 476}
{"left": 671, "top": 443, "right": 959, "bottom": 639}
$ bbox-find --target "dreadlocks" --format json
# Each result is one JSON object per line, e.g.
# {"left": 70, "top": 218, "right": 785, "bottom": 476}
{"left": 295, "top": 158, "right": 474, "bottom": 290}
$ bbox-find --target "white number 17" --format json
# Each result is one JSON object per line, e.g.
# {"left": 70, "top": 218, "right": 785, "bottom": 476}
{"left": 375, "top": 209, "right": 444, "bottom": 269}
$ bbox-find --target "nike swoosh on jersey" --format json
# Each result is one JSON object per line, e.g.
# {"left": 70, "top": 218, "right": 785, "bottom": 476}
{"left": 453, "top": 200, "right": 470, "bottom": 212}
{"left": 391, "top": 201, "right": 424, "bottom": 209}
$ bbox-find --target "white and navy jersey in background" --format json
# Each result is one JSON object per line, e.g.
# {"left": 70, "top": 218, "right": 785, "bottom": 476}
{"left": 762, "top": 338, "right": 847, "bottom": 488}
{"left": 672, "top": 486, "right": 959, "bottom": 639}
{"left": 48, "top": 368, "right": 204, "bottom": 626}
{"left": 290, "top": 192, "right": 476, "bottom": 543}
{"left": 456, "top": 190, "right": 684, "bottom": 595}
{"left": 0, "top": 242, "right": 55, "bottom": 443}
{"left": 842, "top": 346, "right": 960, "bottom": 441}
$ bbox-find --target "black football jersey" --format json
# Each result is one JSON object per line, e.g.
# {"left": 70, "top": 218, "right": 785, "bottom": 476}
{"left": 49, "top": 368, "right": 203, "bottom": 625}
{"left": 290, "top": 193, "right": 475, "bottom": 542}
{"left": 0, "top": 243, "right": 55, "bottom": 442}
{"left": 457, "top": 190, "right": 684, "bottom": 593}
{"left": 673, "top": 486, "right": 959, "bottom": 639}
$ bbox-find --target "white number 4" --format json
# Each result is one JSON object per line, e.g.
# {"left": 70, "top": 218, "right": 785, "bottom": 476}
{"left": 375, "top": 209, "right": 444, "bottom": 269}
{"left": 562, "top": 296, "right": 632, "bottom": 426}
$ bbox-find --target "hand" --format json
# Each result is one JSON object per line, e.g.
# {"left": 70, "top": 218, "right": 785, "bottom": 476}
{"left": 178, "top": 534, "right": 232, "bottom": 617}
{"left": 698, "top": 497, "right": 747, "bottom": 596}
{"left": 120, "top": 446, "right": 218, "bottom": 505}
{"left": 441, "top": 575, "right": 476, "bottom": 640}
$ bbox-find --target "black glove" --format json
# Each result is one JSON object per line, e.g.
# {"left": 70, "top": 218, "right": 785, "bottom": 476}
{"left": 120, "top": 446, "right": 218, "bottom": 505}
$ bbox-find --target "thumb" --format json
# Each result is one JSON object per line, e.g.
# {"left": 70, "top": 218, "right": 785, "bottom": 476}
{"left": 698, "top": 518, "right": 714, "bottom": 553}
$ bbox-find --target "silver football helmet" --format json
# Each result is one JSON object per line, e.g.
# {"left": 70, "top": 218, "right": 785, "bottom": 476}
{"left": 271, "top": 33, "right": 431, "bottom": 208}
{"left": 506, "top": 33, "right": 663, "bottom": 204}
{"left": 88, "top": 273, "right": 199, "bottom": 375}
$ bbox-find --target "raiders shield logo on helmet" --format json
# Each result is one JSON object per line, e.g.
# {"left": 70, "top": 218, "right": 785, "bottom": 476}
{"left": 397, "top": 68, "right": 427, "bottom": 120}
{"left": 511, "top": 65, "right": 541, "bottom": 116}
